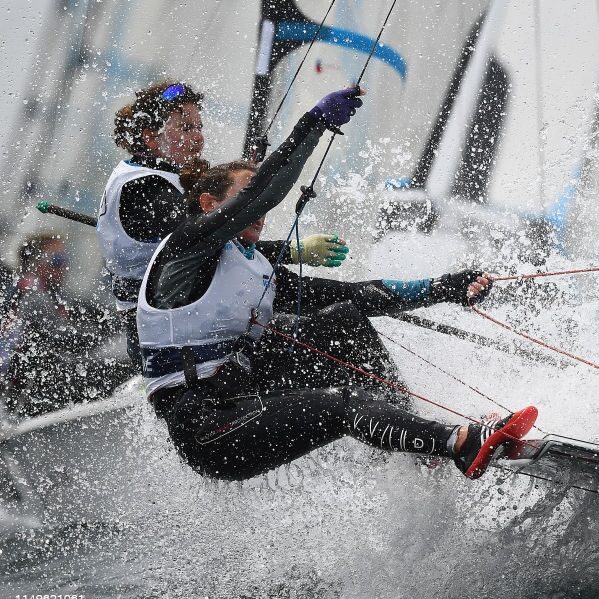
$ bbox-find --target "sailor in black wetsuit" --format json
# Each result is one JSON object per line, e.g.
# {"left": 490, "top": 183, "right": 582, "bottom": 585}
{"left": 97, "top": 81, "right": 350, "bottom": 366}
{"left": 137, "top": 88, "right": 538, "bottom": 482}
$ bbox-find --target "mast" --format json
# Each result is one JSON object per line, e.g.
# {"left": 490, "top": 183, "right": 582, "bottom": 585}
{"left": 425, "top": 0, "right": 508, "bottom": 203}
{"left": 243, "top": 0, "right": 311, "bottom": 159}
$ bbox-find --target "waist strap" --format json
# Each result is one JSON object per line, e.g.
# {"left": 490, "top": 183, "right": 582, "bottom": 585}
{"left": 141, "top": 341, "right": 237, "bottom": 379}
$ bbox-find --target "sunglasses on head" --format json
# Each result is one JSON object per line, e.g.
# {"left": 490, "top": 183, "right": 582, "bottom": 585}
{"left": 161, "top": 83, "right": 187, "bottom": 102}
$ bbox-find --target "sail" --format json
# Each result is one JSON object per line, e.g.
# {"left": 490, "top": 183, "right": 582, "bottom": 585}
{"left": 1, "top": 0, "right": 598, "bottom": 283}
{"left": 242, "top": 0, "right": 491, "bottom": 247}
{"left": 370, "top": 0, "right": 599, "bottom": 271}
{"left": 552, "top": 83, "right": 599, "bottom": 266}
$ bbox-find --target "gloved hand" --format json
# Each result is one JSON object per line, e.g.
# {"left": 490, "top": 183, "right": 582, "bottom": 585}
{"left": 290, "top": 234, "right": 349, "bottom": 267}
{"left": 309, "top": 87, "right": 364, "bottom": 129}
{"left": 430, "top": 270, "right": 493, "bottom": 306}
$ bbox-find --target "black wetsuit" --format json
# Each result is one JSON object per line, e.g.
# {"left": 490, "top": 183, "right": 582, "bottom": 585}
{"left": 144, "top": 112, "right": 457, "bottom": 481}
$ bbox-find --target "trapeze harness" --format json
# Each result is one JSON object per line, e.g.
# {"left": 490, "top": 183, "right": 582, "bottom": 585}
{"left": 137, "top": 237, "right": 275, "bottom": 399}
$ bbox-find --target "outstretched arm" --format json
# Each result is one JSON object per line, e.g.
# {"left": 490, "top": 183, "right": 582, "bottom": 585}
{"left": 273, "top": 268, "right": 492, "bottom": 316}
{"left": 147, "top": 114, "right": 324, "bottom": 309}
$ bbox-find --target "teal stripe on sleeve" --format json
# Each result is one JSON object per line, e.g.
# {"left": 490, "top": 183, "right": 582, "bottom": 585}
{"left": 382, "top": 278, "right": 431, "bottom": 302}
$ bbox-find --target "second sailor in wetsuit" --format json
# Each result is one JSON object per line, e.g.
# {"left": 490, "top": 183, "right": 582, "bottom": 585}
{"left": 137, "top": 87, "right": 538, "bottom": 482}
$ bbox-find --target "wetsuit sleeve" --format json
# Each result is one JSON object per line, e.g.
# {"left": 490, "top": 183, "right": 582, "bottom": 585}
{"left": 273, "top": 267, "right": 435, "bottom": 316}
{"left": 255, "top": 240, "right": 292, "bottom": 265}
{"left": 147, "top": 113, "right": 325, "bottom": 309}
{"left": 119, "top": 175, "right": 186, "bottom": 242}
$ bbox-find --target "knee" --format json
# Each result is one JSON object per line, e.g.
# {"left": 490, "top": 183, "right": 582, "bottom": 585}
{"left": 334, "top": 385, "right": 377, "bottom": 405}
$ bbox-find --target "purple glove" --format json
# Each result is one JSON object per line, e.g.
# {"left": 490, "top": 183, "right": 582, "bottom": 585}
{"left": 309, "top": 87, "right": 363, "bottom": 129}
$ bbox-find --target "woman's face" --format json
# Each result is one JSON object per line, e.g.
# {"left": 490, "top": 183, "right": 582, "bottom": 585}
{"left": 156, "top": 102, "right": 204, "bottom": 166}
{"left": 202, "top": 169, "right": 265, "bottom": 245}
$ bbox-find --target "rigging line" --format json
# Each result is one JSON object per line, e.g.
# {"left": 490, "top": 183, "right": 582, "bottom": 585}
{"left": 395, "top": 312, "right": 568, "bottom": 368}
{"left": 359, "top": 262, "right": 567, "bottom": 367}
{"left": 493, "top": 463, "right": 598, "bottom": 495}
{"left": 256, "top": 320, "right": 490, "bottom": 422}
{"left": 475, "top": 266, "right": 599, "bottom": 369}
{"left": 355, "top": 0, "right": 399, "bottom": 86}
{"left": 374, "top": 328, "right": 548, "bottom": 435}
{"left": 292, "top": 214, "right": 303, "bottom": 345}
{"left": 264, "top": 0, "right": 338, "bottom": 137}
{"left": 252, "top": 211, "right": 301, "bottom": 326}
{"left": 306, "top": 133, "right": 337, "bottom": 190}
{"left": 291, "top": 0, "right": 400, "bottom": 199}
{"left": 491, "top": 266, "right": 599, "bottom": 282}
{"left": 470, "top": 303, "right": 599, "bottom": 371}
{"left": 304, "top": 0, "right": 400, "bottom": 190}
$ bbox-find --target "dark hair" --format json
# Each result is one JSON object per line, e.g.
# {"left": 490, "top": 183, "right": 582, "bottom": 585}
{"left": 18, "top": 233, "right": 64, "bottom": 272}
{"left": 181, "top": 160, "right": 257, "bottom": 215}
{"left": 114, "top": 81, "right": 204, "bottom": 154}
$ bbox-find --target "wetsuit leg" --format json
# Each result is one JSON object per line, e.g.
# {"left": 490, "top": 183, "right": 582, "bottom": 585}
{"left": 163, "top": 385, "right": 454, "bottom": 481}
{"left": 253, "top": 302, "right": 410, "bottom": 407}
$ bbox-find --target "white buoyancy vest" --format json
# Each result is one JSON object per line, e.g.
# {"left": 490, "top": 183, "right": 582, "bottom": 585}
{"left": 96, "top": 160, "right": 183, "bottom": 281}
{"left": 137, "top": 237, "right": 276, "bottom": 398}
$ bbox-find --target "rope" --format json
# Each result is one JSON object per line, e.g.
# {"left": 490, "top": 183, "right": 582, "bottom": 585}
{"left": 355, "top": 0, "right": 399, "bottom": 86}
{"left": 491, "top": 266, "right": 599, "bottom": 282}
{"left": 470, "top": 266, "right": 599, "bottom": 370}
{"left": 288, "top": 214, "right": 304, "bottom": 349}
{"left": 280, "top": 0, "right": 400, "bottom": 218}
{"left": 264, "top": 0, "right": 338, "bottom": 137}
{"left": 254, "top": 319, "right": 543, "bottom": 449}
{"left": 375, "top": 329, "right": 548, "bottom": 435}
{"left": 254, "top": 0, "right": 400, "bottom": 319}
{"left": 493, "top": 463, "right": 598, "bottom": 495}
{"left": 470, "top": 304, "right": 599, "bottom": 370}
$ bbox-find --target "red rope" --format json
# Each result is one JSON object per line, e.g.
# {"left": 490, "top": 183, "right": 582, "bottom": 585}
{"left": 490, "top": 266, "right": 599, "bottom": 282}
{"left": 469, "top": 304, "right": 599, "bottom": 370}
{"left": 470, "top": 266, "right": 599, "bottom": 370}
{"left": 376, "top": 329, "right": 548, "bottom": 435}
{"left": 248, "top": 263, "right": 599, "bottom": 447}
{"left": 258, "top": 322, "right": 478, "bottom": 421}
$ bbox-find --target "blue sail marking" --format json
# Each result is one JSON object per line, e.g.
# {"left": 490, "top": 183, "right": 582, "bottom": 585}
{"left": 275, "top": 22, "right": 407, "bottom": 79}
{"left": 545, "top": 163, "right": 582, "bottom": 255}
